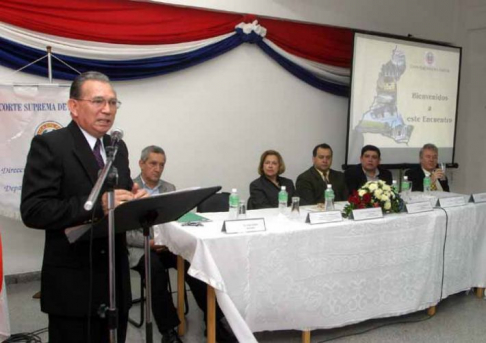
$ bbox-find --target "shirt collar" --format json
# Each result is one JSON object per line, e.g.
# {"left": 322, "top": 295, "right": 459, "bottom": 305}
{"left": 79, "top": 127, "right": 106, "bottom": 162}
{"left": 315, "top": 168, "right": 329, "bottom": 179}
{"left": 140, "top": 176, "right": 163, "bottom": 193}
{"left": 362, "top": 166, "right": 380, "bottom": 180}
{"left": 79, "top": 127, "right": 103, "bottom": 150}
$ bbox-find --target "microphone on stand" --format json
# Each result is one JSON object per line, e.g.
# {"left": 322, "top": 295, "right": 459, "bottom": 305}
{"left": 106, "top": 128, "right": 124, "bottom": 159}
{"left": 84, "top": 127, "right": 124, "bottom": 211}
{"left": 110, "top": 128, "right": 124, "bottom": 146}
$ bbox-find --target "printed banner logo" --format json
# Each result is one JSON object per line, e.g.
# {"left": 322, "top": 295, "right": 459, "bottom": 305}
{"left": 35, "top": 121, "right": 63, "bottom": 136}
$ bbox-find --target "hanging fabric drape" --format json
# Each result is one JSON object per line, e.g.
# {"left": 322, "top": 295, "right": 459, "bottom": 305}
{"left": 0, "top": 0, "right": 353, "bottom": 96}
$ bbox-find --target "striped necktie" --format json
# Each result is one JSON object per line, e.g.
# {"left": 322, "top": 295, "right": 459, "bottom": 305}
{"left": 93, "top": 139, "right": 105, "bottom": 169}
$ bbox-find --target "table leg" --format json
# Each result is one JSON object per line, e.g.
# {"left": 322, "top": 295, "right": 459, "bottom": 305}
{"left": 207, "top": 285, "right": 216, "bottom": 343}
{"left": 476, "top": 287, "right": 485, "bottom": 298}
{"left": 177, "top": 256, "right": 185, "bottom": 336}
{"left": 427, "top": 306, "right": 436, "bottom": 316}
{"left": 302, "top": 330, "right": 311, "bottom": 343}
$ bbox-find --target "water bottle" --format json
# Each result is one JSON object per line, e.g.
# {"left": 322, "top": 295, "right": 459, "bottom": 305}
{"left": 392, "top": 180, "right": 398, "bottom": 193}
{"left": 229, "top": 188, "right": 239, "bottom": 219}
{"left": 278, "top": 186, "right": 288, "bottom": 214}
{"left": 324, "top": 184, "right": 335, "bottom": 211}
{"left": 401, "top": 176, "right": 410, "bottom": 192}
{"left": 423, "top": 175, "right": 431, "bottom": 193}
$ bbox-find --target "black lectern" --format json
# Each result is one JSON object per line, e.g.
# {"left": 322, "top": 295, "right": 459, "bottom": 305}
{"left": 68, "top": 186, "right": 221, "bottom": 343}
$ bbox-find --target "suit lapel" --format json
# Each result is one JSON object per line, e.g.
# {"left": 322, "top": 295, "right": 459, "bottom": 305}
{"left": 328, "top": 169, "right": 339, "bottom": 186}
{"left": 358, "top": 165, "right": 368, "bottom": 185}
{"left": 68, "top": 121, "right": 100, "bottom": 185}
{"left": 310, "top": 167, "right": 325, "bottom": 186}
{"left": 418, "top": 168, "right": 426, "bottom": 179}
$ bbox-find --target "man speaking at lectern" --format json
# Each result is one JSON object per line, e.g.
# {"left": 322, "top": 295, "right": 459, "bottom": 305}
{"left": 21, "top": 71, "right": 145, "bottom": 343}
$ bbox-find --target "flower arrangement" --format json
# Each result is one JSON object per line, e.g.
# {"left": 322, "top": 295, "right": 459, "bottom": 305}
{"left": 343, "top": 180, "right": 403, "bottom": 218}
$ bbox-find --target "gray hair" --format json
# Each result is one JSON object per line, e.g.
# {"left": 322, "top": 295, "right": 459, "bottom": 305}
{"left": 140, "top": 145, "right": 166, "bottom": 162}
{"left": 70, "top": 71, "right": 111, "bottom": 99}
{"left": 419, "top": 143, "right": 438, "bottom": 158}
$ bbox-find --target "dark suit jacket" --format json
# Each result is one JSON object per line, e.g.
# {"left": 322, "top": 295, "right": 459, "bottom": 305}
{"left": 21, "top": 121, "right": 133, "bottom": 317}
{"left": 405, "top": 166, "right": 450, "bottom": 192}
{"left": 295, "top": 167, "right": 348, "bottom": 205}
{"left": 249, "top": 175, "right": 295, "bottom": 209}
{"left": 344, "top": 164, "right": 393, "bottom": 194}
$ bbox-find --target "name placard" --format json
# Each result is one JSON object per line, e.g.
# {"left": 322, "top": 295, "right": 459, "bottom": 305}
{"left": 406, "top": 201, "right": 434, "bottom": 214}
{"left": 351, "top": 207, "right": 383, "bottom": 221}
{"left": 305, "top": 211, "right": 343, "bottom": 225}
{"left": 222, "top": 218, "right": 266, "bottom": 234}
{"left": 471, "top": 193, "right": 486, "bottom": 203}
{"left": 439, "top": 196, "right": 466, "bottom": 208}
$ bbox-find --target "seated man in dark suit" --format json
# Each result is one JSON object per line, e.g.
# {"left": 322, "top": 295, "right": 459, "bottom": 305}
{"left": 405, "top": 143, "right": 450, "bottom": 192}
{"left": 345, "top": 145, "right": 393, "bottom": 193}
{"left": 296, "top": 143, "right": 348, "bottom": 205}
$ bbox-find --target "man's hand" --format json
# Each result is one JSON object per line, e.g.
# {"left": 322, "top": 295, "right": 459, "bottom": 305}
{"left": 101, "top": 189, "right": 135, "bottom": 214}
{"left": 149, "top": 239, "right": 168, "bottom": 253}
{"left": 101, "top": 184, "right": 149, "bottom": 215}
{"left": 431, "top": 169, "right": 445, "bottom": 184}
{"left": 132, "top": 182, "right": 149, "bottom": 199}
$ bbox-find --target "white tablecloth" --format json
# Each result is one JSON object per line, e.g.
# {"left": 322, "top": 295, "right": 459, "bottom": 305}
{"left": 155, "top": 202, "right": 486, "bottom": 342}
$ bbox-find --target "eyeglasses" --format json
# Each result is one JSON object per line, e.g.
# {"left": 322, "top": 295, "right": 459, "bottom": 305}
{"left": 75, "top": 97, "right": 122, "bottom": 109}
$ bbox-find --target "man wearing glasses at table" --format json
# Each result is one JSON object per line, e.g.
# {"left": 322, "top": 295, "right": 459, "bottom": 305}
{"left": 21, "top": 71, "right": 146, "bottom": 343}
{"left": 405, "top": 143, "right": 450, "bottom": 192}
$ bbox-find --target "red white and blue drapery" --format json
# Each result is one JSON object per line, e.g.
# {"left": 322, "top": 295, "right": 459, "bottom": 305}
{"left": 0, "top": 0, "right": 353, "bottom": 96}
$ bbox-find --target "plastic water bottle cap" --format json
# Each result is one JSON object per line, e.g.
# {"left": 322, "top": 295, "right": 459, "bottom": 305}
{"left": 281, "top": 186, "right": 286, "bottom": 191}
{"left": 232, "top": 188, "right": 237, "bottom": 193}
{"left": 392, "top": 180, "right": 397, "bottom": 184}
{"left": 327, "top": 184, "right": 332, "bottom": 189}
{"left": 404, "top": 176, "right": 408, "bottom": 181}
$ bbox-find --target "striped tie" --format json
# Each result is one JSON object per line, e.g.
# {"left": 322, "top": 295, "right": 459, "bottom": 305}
{"left": 93, "top": 139, "right": 105, "bottom": 169}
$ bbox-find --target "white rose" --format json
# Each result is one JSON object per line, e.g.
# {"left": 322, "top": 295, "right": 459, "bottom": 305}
{"left": 384, "top": 201, "right": 391, "bottom": 210}
{"left": 358, "top": 190, "right": 366, "bottom": 197}
{"left": 375, "top": 189, "right": 383, "bottom": 197}
{"left": 381, "top": 195, "right": 389, "bottom": 202}
{"left": 383, "top": 185, "right": 391, "bottom": 191}
{"left": 369, "top": 183, "right": 378, "bottom": 191}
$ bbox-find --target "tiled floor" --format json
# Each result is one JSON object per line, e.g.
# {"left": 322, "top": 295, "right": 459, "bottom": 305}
{"left": 5, "top": 274, "right": 486, "bottom": 343}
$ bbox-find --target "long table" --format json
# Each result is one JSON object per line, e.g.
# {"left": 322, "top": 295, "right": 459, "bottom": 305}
{"left": 155, "top": 201, "right": 486, "bottom": 342}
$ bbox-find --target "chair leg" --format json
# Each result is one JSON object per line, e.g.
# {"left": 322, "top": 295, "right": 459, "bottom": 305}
{"left": 129, "top": 267, "right": 188, "bottom": 328}
{"left": 183, "top": 282, "right": 189, "bottom": 315}
{"left": 128, "top": 272, "right": 145, "bottom": 328}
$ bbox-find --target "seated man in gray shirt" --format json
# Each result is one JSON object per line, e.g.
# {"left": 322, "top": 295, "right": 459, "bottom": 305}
{"left": 127, "top": 145, "right": 234, "bottom": 343}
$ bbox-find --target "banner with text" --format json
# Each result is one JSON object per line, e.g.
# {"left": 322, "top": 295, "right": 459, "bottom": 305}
{"left": 0, "top": 85, "right": 70, "bottom": 219}
{"left": 0, "top": 232, "right": 10, "bottom": 341}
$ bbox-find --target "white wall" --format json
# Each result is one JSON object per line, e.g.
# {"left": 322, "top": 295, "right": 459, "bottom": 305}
{"left": 2, "top": 0, "right": 483, "bottom": 275}
{"left": 453, "top": 0, "right": 486, "bottom": 193}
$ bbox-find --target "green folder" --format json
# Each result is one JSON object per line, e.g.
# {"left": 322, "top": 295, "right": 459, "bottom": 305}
{"left": 177, "top": 212, "right": 210, "bottom": 223}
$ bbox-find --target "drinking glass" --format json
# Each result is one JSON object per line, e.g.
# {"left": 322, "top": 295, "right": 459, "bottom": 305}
{"left": 238, "top": 200, "right": 247, "bottom": 219}
{"left": 439, "top": 163, "right": 447, "bottom": 180}
{"left": 290, "top": 196, "right": 300, "bottom": 219}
